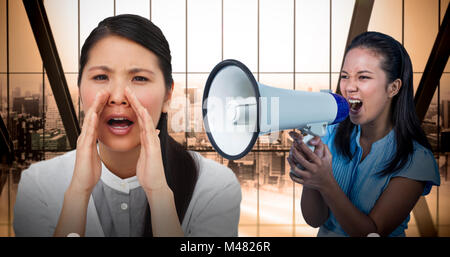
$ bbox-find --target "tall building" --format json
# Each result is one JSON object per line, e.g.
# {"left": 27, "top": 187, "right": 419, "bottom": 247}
{"left": 45, "top": 93, "right": 64, "bottom": 131}
{"left": 12, "top": 96, "right": 40, "bottom": 117}
{"left": 12, "top": 87, "right": 21, "bottom": 98}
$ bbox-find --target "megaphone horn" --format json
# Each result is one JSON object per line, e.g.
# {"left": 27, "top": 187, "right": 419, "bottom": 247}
{"left": 202, "top": 59, "right": 349, "bottom": 160}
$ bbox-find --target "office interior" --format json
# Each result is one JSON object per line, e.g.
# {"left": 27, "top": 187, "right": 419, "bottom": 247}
{"left": 0, "top": 0, "right": 449, "bottom": 237}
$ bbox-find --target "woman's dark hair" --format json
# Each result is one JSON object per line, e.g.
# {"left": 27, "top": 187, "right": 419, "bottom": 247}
{"left": 335, "top": 31, "right": 431, "bottom": 175}
{"left": 78, "top": 14, "right": 198, "bottom": 236}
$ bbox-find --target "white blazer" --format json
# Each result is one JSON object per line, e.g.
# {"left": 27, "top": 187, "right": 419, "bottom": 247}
{"left": 13, "top": 149, "right": 242, "bottom": 237}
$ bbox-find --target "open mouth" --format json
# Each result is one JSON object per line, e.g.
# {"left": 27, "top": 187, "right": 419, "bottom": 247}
{"left": 107, "top": 117, "right": 134, "bottom": 129}
{"left": 349, "top": 99, "right": 363, "bottom": 112}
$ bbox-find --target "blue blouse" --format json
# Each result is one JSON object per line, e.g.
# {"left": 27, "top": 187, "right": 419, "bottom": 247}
{"left": 316, "top": 124, "right": 440, "bottom": 237}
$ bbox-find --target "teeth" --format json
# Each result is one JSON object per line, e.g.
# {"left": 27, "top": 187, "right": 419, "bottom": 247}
{"left": 349, "top": 99, "right": 361, "bottom": 104}
{"left": 111, "top": 125, "right": 129, "bottom": 129}
{"left": 112, "top": 117, "right": 127, "bottom": 121}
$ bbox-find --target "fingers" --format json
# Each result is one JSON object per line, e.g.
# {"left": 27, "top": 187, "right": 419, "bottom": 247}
{"left": 125, "top": 87, "right": 146, "bottom": 132}
{"left": 92, "top": 90, "right": 109, "bottom": 115}
{"left": 79, "top": 110, "right": 99, "bottom": 149}
{"left": 125, "top": 87, "right": 156, "bottom": 133}
{"left": 77, "top": 91, "right": 108, "bottom": 149}
{"left": 125, "top": 87, "right": 159, "bottom": 152}
{"left": 289, "top": 130, "right": 316, "bottom": 169}
{"left": 290, "top": 144, "right": 315, "bottom": 171}
{"left": 308, "top": 136, "right": 321, "bottom": 146}
{"left": 323, "top": 143, "right": 332, "bottom": 160}
{"left": 294, "top": 139, "right": 321, "bottom": 165}
{"left": 85, "top": 90, "right": 109, "bottom": 120}
{"left": 85, "top": 112, "right": 99, "bottom": 147}
{"left": 311, "top": 136, "right": 325, "bottom": 159}
{"left": 289, "top": 130, "right": 303, "bottom": 142}
{"left": 289, "top": 171, "right": 304, "bottom": 184}
{"left": 287, "top": 156, "right": 309, "bottom": 182}
{"left": 289, "top": 132, "right": 323, "bottom": 164}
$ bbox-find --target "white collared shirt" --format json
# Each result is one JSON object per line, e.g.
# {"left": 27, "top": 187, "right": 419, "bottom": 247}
{"left": 13, "top": 149, "right": 242, "bottom": 237}
{"left": 99, "top": 161, "right": 141, "bottom": 194}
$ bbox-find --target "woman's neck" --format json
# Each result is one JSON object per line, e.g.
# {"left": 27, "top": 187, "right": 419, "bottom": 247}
{"left": 98, "top": 142, "right": 141, "bottom": 179}
{"left": 360, "top": 106, "right": 393, "bottom": 145}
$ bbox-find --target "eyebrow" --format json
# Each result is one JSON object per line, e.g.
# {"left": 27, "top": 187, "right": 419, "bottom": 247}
{"left": 88, "top": 65, "right": 113, "bottom": 72}
{"left": 87, "top": 66, "right": 155, "bottom": 75}
{"left": 341, "top": 70, "right": 374, "bottom": 74}
{"left": 128, "top": 68, "right": 155, "bottom": 75}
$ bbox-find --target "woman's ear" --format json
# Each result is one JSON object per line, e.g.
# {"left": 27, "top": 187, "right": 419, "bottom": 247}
{"left": 387, "top": 79, "right": 402, "bottom": 98}
{"left": 162, "top": 82, "right": 174, "bottom": 113}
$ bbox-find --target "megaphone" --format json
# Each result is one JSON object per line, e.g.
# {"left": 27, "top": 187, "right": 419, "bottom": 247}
{"left": 202, "top": 59, "right": 349, "bottom": 160}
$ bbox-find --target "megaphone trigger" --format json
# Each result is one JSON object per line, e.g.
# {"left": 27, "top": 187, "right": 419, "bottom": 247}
{"left": 299, "top": 122, "right": 328, "bottom": 152}
{"left": 300, "top": 133, "right": 316, "bottom": 152}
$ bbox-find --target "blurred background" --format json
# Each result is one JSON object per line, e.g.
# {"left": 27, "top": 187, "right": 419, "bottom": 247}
{"left": 0, "top": 0, "right": 449, "bottom": 237}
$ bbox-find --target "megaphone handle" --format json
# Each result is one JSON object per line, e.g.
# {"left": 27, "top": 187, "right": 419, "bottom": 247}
{"left": 302, "top": 133, "right": 315, "bottom": 152}
{"left": 290, "top": 133, "right": 315, "bottom": 180}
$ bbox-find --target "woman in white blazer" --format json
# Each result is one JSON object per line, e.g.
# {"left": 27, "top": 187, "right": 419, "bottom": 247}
{"left": 13, "top": 14, "right": 241, "bottom": 237}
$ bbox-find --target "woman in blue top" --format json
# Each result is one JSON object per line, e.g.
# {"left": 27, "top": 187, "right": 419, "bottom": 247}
{"left": 287, "top": 31, "right": 440, "bottom": 237}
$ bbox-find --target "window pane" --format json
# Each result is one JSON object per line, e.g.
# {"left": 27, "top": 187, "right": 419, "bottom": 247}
{"left": 259, "top": 74, "right": 293, "bottom": 90}
{"left": 421, "top": 77, "right": 438, "bottom": 231}
{"left": 0, "top": 74, "right": 4, "bottom": 121}
{"left": 413, "top": 73, "right": 422, "bottom": 94}
{"left": 44, "top": 74, "right": 71, "bottom": 152}
{"left": 423, "top": 90, "right": 439, "bottom": 151}
{"left": 441, "top": 74, "right": 450, "bottom": 130}
{"left": 441, "top": 0, "right": 449, "bottom": 24}
{"left": 0, "top": 168, "right": 9, "bottom": 236}
{"left": 152, "top": 0, "right": 186, "bottom": 72}
{"left": 186, "top": 74, "right": 211, "bottom": 149}
{"left": 294, "top": 183, "right": 320, "bottom": 236}
{"left": 442, "top": 0, "right": 450, "bottom": 73}
{"left": 295, "top": 74, "right": 330, "bottom": 92}
{"left": 65, "top": 73, "right": 80, "bottom": 120}
{"left": 258, "top": 151, "right": 293, "bottom": 228}
{"left": 9, "top": 0, "right": 42, "bottom": 72}
{"left": 332, "top": 72, "right": 340, "bottom": 93}
{"left": 0, "top": 0, "right": 6, "bottom": 73}
{"left": 188, "top": 0, "right": 221, "bottom": 72}
{"left": 368, "top": 0, "right": 402, "bottom": 43}
{"left": 44, "top": 0, "right": 78, "bottom": 73}
{"left": 10, "top": 74, "right": 45, "bottom": 163}
{"left": 331, "top": 0, "right": 354, "bottom": 72}
{"left": 438, "top": 74, "right": 450, "bottom": 234}
{"left": 116, "top": 0, "right": 150, "bottom": 19}
{"left": 80, "top": 0, "right": 114, "bottom": 49}
{"left": 233, "top": 151, "right": 258, "bottom": 236}
{"left": 296, "top": 0, "right": 330, "bottom": 72}
{"left": 168, "top": 73, "right": 186, "bottom": 145}
{"left": 260, "top": 0, "right": 293, "bottom": 72}
{"left": 405, "top": 0, "right": 438, "bottom": 72}
{"left": 223, "top": 0, "right": 257, "bottom": 72}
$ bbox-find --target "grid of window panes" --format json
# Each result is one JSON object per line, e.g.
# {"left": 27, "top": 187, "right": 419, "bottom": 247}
{"left": 0, "top": 0, "right": 449, "bottom": 237}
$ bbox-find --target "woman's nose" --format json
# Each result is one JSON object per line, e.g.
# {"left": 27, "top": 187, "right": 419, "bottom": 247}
{"left": 344, "top": 80, "right": 358, "bottom": 93}
{"left": 108, "top": 88, "right": 129, "bottom": 106}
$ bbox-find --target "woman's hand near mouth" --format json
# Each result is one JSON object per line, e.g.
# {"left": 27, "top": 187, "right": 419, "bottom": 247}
{"left": 125, "top": 87, "right": 167, "bottom": 193}
{"left": 70, "top": 89, "right": 110, "bottom": 194}
{"left": 125, "top": 86, "right": 184, "bottom": 237}
{"left": 54, "top": 89, "right": 109, "bottom": 237}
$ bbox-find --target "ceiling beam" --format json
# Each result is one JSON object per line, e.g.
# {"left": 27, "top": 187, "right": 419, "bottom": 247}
{"left": 22, "top": 0, "right": 80, "bottom": 149}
